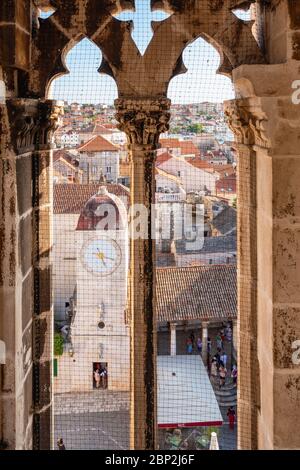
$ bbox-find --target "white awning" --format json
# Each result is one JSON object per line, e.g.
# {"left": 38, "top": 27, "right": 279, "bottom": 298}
{"left": 158, "top": 355, "right": 223, "bottom": 428}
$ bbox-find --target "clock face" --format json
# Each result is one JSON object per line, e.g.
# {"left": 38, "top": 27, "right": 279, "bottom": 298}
{"left": 80, "top": 237, "right": 122, "bottom": 276}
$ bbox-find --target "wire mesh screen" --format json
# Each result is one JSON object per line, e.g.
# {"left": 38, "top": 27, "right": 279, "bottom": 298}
{"left": 43, "top": 0, "right": 260, "bottom": 450}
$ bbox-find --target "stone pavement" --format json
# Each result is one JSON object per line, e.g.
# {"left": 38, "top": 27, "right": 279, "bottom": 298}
{"left": 54, "top": 390, "right": 129, "bottom": 415}
{"left": 54, "top": 326, "right": 237, "bottom": 449}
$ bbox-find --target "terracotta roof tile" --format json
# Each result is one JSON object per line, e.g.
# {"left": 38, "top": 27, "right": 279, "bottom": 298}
{"left": 54, "top": 183, "right": 129, "bottom": 214}
{"left": 156, "top": 151, "right": 173, "bottom": 166}
{"left": 156, "top": 264, "right": 236, "bottom": 322}
{"left": 77, "top": 135, "right": 118, "bottom": 152}
{"left": 216, "top": 174, "right": 237, "bottom": 193}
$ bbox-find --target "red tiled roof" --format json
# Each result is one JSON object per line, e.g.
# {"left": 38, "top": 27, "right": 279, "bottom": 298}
{"left": 178, "top": 141, "right": 200, "bottom": 157}
{"left": 156, "top": 151, "right": 173, "bottom": 166}
{"left": 53, "top": 150, "right": 77, "bottom": 165}
{"left": 93, "top": 124, "right": 114, "bottom": 135}
{"left": 156, "top": 264, "right": 237, "bottom": 322}
{"left": 188, "top": 159, "right": 213, "bottom": 170}
{"left": 77, "top": 135, "right": 118, "bottom": 152}
{"left": 159, "top": 139, "right": 200, "bottom": 157}
{"left": 159, "top": 138, "right": 181, "bottom": 148}
{"left": 216, "top": 174, "right": 237, "bottom": 193}
{"left": 54, "top": 183, "right": 129, "bottom": 214}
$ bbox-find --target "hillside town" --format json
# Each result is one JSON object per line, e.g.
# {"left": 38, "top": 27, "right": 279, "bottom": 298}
{"left": 52, "top": 100, "right": 237, "bottom": 449}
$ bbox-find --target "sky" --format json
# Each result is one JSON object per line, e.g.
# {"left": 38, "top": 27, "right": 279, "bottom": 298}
{"left": 45, "top": 1, "right": 250, "bottom": 105}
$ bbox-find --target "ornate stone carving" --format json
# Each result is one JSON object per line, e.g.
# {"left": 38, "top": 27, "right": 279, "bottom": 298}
{"left": 114, "top": 98, "right": 171, "bottom": 150}
{"left": 37, "top": 100, "right": 64, "bottom": 149}
{"left": 224, "top": 98, "right": 270, "bottom": 148}
{"left": 7, "top": 98, "right": 63, "bottom": 154}
{"left": 7, "top": 99, "right": 39, "bottom": 154}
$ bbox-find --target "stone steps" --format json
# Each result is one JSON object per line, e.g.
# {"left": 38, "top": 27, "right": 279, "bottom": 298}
{"left": 212, "top": 379, "right": 237, "bottom": 409}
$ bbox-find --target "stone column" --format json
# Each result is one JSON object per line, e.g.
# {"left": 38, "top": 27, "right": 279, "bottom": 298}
{"left": 170, "top": 323, "right": 177, "bottom": 357}
{"left": 32, "top": 100, "right": 63, "bottom": 450}
{"left": 115, "top": 98, "right": 171, "bottom": 450}
{"left": 224, "top": 96, "right": 268, "bottom": 450}
{"left": 0, "top": 98, "right": 62, "bottom": 450}
{"left": 202, "top": 321, "right": 209, "bottom": 367}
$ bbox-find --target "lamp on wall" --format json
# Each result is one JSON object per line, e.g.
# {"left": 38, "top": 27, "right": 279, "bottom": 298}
{"left": 97, "top": 302, "right": 105, "bottom": 329}
{"left": 68, "top": 343, "right": 74, "bottom": 357}
{"left": 99, "top": 343, "right": 104, "bottom": 360}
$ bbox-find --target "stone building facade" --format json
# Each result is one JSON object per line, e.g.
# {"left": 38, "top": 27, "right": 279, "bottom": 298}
{"left": 0, "top": 0, "right": 300, "bottom": 450}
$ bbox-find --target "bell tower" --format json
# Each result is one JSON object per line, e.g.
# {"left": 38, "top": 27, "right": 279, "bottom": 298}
{"left": 70, "top": 185, "right": 129, "bottom": 392}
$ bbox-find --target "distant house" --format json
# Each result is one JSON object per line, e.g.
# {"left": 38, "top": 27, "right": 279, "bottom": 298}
{"left": 159, "top": 138, "right": 200, "bottom": 158}
{"left": 53, "top": 150, "right": 83, "bottom": 184}
{"left": 202, "top": 150, "right": 228, "bottom": 165}
{"left": 77, "top": 135, "right": 120, "bottom": 184}
{"left": 211, "top": 205, "right": 237, "bottom": 237}
{"left": 93, "top": 122, "right": 126, "bottom": 145}
{"left": 156, "top": 151, "right": 219, "bottom": 193}
{"left": 215, "top": 174, "right": 237, "bottom": 202}
{"left": 173, "top": 233, "right": 236, "bottom": 267}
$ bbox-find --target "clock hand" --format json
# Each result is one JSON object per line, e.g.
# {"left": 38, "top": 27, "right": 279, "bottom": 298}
{"left": 104, "top": 256, "right": 115, "bottom": 261}
{"left": 102, "top": 258, "right": 107, "bottom": 267}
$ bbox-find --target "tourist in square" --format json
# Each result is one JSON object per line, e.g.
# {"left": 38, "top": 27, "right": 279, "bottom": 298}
{"left": 227, "top": 407, "right": 236, "bottom": 430}
{"left": 57, "top": 438, "right": 66, "bottom": 450}
{"left": 94, "top": 367, "right": 101, "bottom": 388}
{"left": 219, "top": 365, "right": 227, "bottom": 388}
{"left": 216, "top": 333, "right": 223, "bottom": 350}
{"left": 231, "top": 364, "right": 237, "bottom": 384}
{"left": 220, "top": 351, "right": 228, "bottom": 368}
{"left": 225, "top": 324, "right": 232, "bottom": 342}
{"left": 186, "top": 337, "right": 193, "bottom": 354}
{"left": 207, "top": 337, "right": 211, "bottom": 353}
{"left": 196, "top": 336, "right": 202, "bottom": 353}
{"left": 210, "top": 358, "right": 218, "bottom": 383}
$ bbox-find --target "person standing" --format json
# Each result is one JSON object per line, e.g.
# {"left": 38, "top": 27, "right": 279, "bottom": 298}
{"left": 94, "top": 367, "right": 101, "bottom": 388}
{"left": 225, "top": 324, "right": 232, "bottom": 342}
{"left": 219, "top": 365, "right": 227, "bottom": 388}
{"left": 196, "top": 337, "right": 202, "bottom": 354}
{"left": 227, "top": 407, "right": 236, "bottom": 430}
{"left": 231, "top": 364, "right": 237, "bottom": 384}
{"left": 186, "top": 337, "right": 193, "bottom": 354}
{"left": 216, "top": 333, "right": 222, "bottom": 350}
{"left": 220, "top": 351, "right": 227, "bottom": 368}
{"left": 57, "top": 438, "right": 66, "bottom": 450}
{"left": 101, "top": 366, "right": 108, "bottom": 389}
{"left": 210, "top": 358, "right": 218, "bottom": 383}
{"left": 207, "top": 337, "right": 211, "bottom": 354}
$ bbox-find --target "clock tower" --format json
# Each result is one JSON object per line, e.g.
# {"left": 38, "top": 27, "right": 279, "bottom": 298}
{"left": 70, "top": 185, "right": 130, "bottom": 392}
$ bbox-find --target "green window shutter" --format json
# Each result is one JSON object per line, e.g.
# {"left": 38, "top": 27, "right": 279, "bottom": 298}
{"left": 54, "top": 358, "right": 58, "bottom": 377}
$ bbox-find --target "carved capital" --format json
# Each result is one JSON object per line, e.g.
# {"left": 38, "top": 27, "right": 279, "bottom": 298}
{"left": 224, "top": 98, "right": 270, "bottom": 149}
{"left": 7, "top": 98, "right": 63, "bottom": 154}
{"left": 114, "top": 97, "right": 171, "bottom": 150}
{"left": 37, "top": 100, "right": 64, "bottom": 149}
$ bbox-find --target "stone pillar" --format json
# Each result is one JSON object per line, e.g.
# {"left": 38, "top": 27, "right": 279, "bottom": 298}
{"left": 0, "top": 97, "right": 62, "bottom": 450}
{"left": 170, "top": 323, "right": 177, "bottom": 357}
{"left": 31, "top": 100, "right": 63, "bottom": 450}
{"left": 202, "top": 322, "right": 209, "bottom": 367}
{"left": 224, "top": 96, "right": 268, "bottom": 450}
{"left": 226, "top": 57, "right": 300, "bottom": 449}
{"left": 115, "top": 98, "right": 171, "bottom": 450}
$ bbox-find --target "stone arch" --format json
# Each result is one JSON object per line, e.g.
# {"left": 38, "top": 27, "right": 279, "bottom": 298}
{"left": 167, "top": 36, "right": 234, "bottom": 102}
{"left": 46, "top": 36, "right": 118, "bottom": 101}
